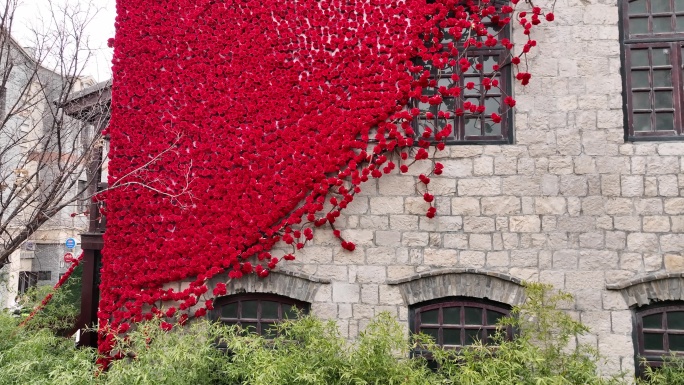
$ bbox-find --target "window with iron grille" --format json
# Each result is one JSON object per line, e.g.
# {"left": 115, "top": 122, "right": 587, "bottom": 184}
{"left": 212, "top": 293, "right": 309, "bottom": 337}
{"left": 17, "top": 271, "right": 37, "bottom": 294}
{"left": 622, "top": 0, "right": 684, "bottom": 139}
{"left": 412, "top": 298, "right": 512, "bottom": 347}
{"left": 38, "top": 271, "right": 51, "bottom": 281}
{"left": 635, "top": 302, "right": 684, "bottom": 374}
{"left": 413, "top": 18, "right": 513, "bottom": 144}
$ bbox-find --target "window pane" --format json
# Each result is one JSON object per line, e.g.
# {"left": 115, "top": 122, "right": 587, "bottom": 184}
{"left": 656, "top": 112, "right": 674, "bottom": 130}
{"left": 651, "top": 0, "right": 672, "bottom": 13}
{"left": 654, "top": 90, "right": 673, "bottom": 108}
{"left": 643, "top": 313, "right": 663, "bottom": 329}
{"left": 263, "top": 323, "right": 279, "bottom": 339}
{"left": 484, "top": 120, "right": 501, "bottom": 136}
{"left": 630, "top": 0, "right": 648, "bottom": 13}
{"left": 653, "top": 16, "right": 673, "bottom": 33}
{"left": 670, "top": 334, "right": 684, "bottom": 351}
{"left": 653, "top": 69, "right": 672, "bottom": 87}
{"left": 631, "top": 70, "right": 650, "bottom": 88}
{"left": 221, "top": 302, "right": 238, "bottom": 319}
{"left": 652, "top": 48, "right": 671, "bottom": 66}
{"left": 632, "top": 91, "right": 651, "bottom": 109}
{"left": 631, "top": 18, "right": 649, "bottom": 34}
{"left": 644, "top": 332, "right": 665, "bottom": 350}
{"left": 240, "top": 322, "right": 258, "bottom": 334}
{"left": 466, "top": 329, "right": 483, "bottom": 344}
{"left": 485, "top": 329, "right": 499, "bottom": 344}
{"left": 677, "top": 0, "right": 684, "bottom": 11}
{"left": 633, "top": 113, "right": 652, "bottom": 131}
{"left": 485, "top": 97, "right": 501, "bottom": 113}
{"left": 242, "top": 300, "right": 258, "bottom": 319}
{"left": 283, "top": 305, "right": 299, "bottom": 319}
{"left": 421, "top": 327, "right": 439, "bottom": 342}
{"left": 262, "top": 301, "right": 280, "bottom": 319}
{"left": 483, "top": 56, "right": 498, "bottom": 73}
{"left": 421, "top": 309, "right": 439, "bottom": 324}
{"left": 465, "top": 117, "right": 481, "bottom": 136}
{"left": 443, "top": 328, "right": 461, "bottom": 345}
{"left": 487, "top": 310, "right": 505, "bottom": 326}
{"left": 443, "top": 307, "right": 461, "bottom": 324}
{"left": 631, "top": 49, "right": 650, "bottom": 66}
{"left": 438, "top": 77, "right": 457, "bottom": 89}
{"left": 465, "top": 307, "right": 483, "bottom": 325}
{"left": 668, "top": 312, "right": 684, "bottom": 329}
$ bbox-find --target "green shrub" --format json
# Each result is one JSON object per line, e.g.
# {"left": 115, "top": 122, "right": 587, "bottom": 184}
{"left": 21, "top": 264, "right": 83, "bottom": 333}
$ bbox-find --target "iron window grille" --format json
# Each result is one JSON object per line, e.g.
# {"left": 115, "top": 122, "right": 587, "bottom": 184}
{"left": 211, "top": 293, "right": 309, "bottom": 337}
{"left": 621, "top": 0, "right": 684, "bottom": 139}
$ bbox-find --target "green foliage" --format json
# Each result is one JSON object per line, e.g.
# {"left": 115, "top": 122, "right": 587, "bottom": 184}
{"left": 424, "top": 282, "right": 622, "bottom": 385}
{"left": 6, "top": 281, "right": 684, "bottom": 384}
{"left": 638, "top": 355, "right": 684, "bottom": 385}
{"left": 0, "top": 311, "right": 98, "bottom": 385}
{"left": 218, "top": 311, "right": 439, "bottom": 385}
{"left": 103, "top": 319, "right": 227, "bottom": 385}
{"left": 21, "top": 265, "right": 83, "bottom": 333}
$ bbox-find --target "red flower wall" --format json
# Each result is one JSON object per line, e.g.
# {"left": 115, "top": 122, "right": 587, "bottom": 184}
{"left": 102, "top": 0, "right": 550, "bottom": 354}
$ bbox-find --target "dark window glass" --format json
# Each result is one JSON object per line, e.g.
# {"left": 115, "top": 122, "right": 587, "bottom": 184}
{"left": 636, "top": 303, "right": 684, "bottom": 375}
{"left": 213, "top": 293, "right": 309, "bottom": 337}
{"left": 412, "top": 16, "right": 512, "bottom": 144}
{"left": 37, "top": 271, "right": 51, "bottom": 281}
{"left": 17, "top": 271, "right": 37, "bottom": 294}
{"left": 622, "top": 0, "right": 684, "bottom": 139}
{"left": 413, "top": 298, "right": 511, "bottom": 348}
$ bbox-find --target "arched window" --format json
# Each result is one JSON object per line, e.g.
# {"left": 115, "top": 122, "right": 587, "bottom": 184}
{"left": 411, "top": 297, "right": 512, "bottom": 347}
{"left": 621, "top": 0, "right": 684, "bottom": 139}
{"left": 636, "top": 302, "right": 684, "bottom": 370}
{"left": 212, "top": 293, "right": 309, "bottom": 337}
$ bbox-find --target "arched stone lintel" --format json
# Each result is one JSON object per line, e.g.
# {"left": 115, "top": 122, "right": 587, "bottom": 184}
{"left": 207, "top": 269, "right": 331, "bottom": 303}
{"left": 387, "top": 268, "right": 525, "bottom": 306}
{"left": 606, "top": 272, "right": 684, "bottom": 308}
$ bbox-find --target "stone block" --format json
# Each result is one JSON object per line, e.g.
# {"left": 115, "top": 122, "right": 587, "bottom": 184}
{"left": 642, "top": 216, "right": 670, "bottom": 232}
{"left": 646, "top": 156, "right": 679, "bottom": 174}
{"left": 366, "top": 247, "right": 394, "bottom": 265}
{"left": 503, "top": 176, "right": 542, "bottom": 196}
{"left": 665, "top": 198, "right": 684, "bottom": 214}
{"left": 469, "top": 234, "right": 492, "bottom": 250}
{"left": 473, "top": 157, "right": 494, "bottom": 175}
{"left": 509, "top": 215, "right": 541, "bottom": 232}
{"left": 601, "top": 174, "right": 621, "bottom": 196}
{"left": 627, "top": 233, "right": 659, "bottom": 252}
{"left": 402, "top": 232, "right": 429, "bottom": 247}
{"left": 356, "top": 266, "right": 386, "bottom": 283}
{"left": 458, "top": 178, "right": 501, "bottom": 196}
{"left": 565, "top": 271, "right": 605, "bottom": 289}
{"left": 579, "top": 249, "right": 619, "bottom": 270}
{"left": 605, "top": 231, "right": 626, "bottom": 250}
{"left": 463, "top": 216, "right": 496, "bottom": 232}
{"left": 379, "top": 285, "right": 404, "bottom": 305}
{"left": 378, "top": 175, "right": 416, "bottom": 196}
{"left": 460, "top": 250, "right": 486, "bottom": 267}
{"left": 535, "top": 197, "right": 567, "bottom": 215}
{"left": 664, "top": 254, "right": 684, "bottom": 271}
{"left": 441, "top": 158, "right": 473, "bottom": 178}
{"left": 370, "top": 197, "right": 404, "bottom": 214}
{"left": 444, "top": 233, "right": 468, "bottom": 249}
{"left": 390, "top": 215, "right": 418, "bottom": 230}
{"left": 621, "top": 175, "right": 644, "bottom": 197}
{"left": 481, "top": 196, "right": 522, "bottom": 215}
{"left": 486, "top": 251, "right": 509, "bottom": 267}
{"left": 553, "top": 249, "right": 579, "bottom": 269}
{"left": 360, "top": 285, "right": 379, "bottom": 304}
{"left": 662, "top": 234, "right": 684, "bottom": 253}
{"left": 375, "top": 230, "right": 401, "bottom": 246}
{"left": 332, "top": 282, "right": 360, "bottom": 303}
{"left": 423, "top": 248, "right": 457, "bottom": 266}
{"left": 451, "top": 197, "right": 480, "bottom": 215}
{"left": 560, "top": 175, "right": 588, "bottom": 196}
{"left": 658, "top": 175, "right": 679, "bottom": 196}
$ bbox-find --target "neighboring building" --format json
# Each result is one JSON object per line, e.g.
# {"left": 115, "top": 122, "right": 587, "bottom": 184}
{"left": 0, "top": 32, "right": 96, "bottom": 308}
{"left": 100, "top": 0, "right": 684, "bottom": 378}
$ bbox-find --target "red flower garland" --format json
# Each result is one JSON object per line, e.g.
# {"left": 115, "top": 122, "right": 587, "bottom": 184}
{"left": 101, "top": 0, "right": 552, "bottom": 354}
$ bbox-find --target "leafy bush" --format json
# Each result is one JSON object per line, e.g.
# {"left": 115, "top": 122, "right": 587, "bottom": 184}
{"left": 21, "top": 264, "right": 83, "bottom": 333}
{"left": 6, "top": 281, "right": 684, "bottom": 384}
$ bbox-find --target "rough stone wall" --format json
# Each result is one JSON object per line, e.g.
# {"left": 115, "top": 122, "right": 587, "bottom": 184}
{"left": 174, "top": 0, "right": 684, "bottom": 377}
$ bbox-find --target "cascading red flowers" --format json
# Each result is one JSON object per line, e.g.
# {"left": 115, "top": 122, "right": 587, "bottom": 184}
{"left": 98, "top": 0, "right": 552, "bottom": 356}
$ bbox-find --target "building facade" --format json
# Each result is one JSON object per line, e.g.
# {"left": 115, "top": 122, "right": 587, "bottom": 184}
{"left": 101, "top": 0, "right": 684, "bottom": 377}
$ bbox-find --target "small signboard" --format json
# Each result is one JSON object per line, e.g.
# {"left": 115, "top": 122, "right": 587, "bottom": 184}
{"left": 65, "top": 238, "right": 77, "bottom": 249}
{"left": 63, "top": 252, "right": 75, "bottom": 263}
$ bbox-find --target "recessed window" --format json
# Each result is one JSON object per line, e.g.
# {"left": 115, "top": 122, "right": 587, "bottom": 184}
{"left": 37, "top": 271, "right": 51, "bottom": 281}
{"left": 212, "top": 293, "right": 309, "bottom": 337}
{"left": 636, "top": 302, "right": 684, "bottom": 371}
{"left": 622, "top": 0, "right": 684, "bottom": 139}
{"left": 412, "top": 298, "right": 511, "bottom": 347}
{"left": 413, "top": 13, "right": 512, "bottom": 144}
{"left": 17, "top": 271, "right": 37, "bottom": 294}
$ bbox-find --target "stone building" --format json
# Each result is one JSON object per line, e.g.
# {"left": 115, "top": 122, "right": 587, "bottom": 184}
{"left": 0, "top": 33, "right": 95, "bottom": 309}
{"left": 97, "top": 0, "right": 684, "bottom": 378}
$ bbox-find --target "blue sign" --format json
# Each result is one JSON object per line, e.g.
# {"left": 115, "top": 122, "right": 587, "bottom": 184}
{"left": 65, "top": 238, "right": 77, "bottom": 249}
